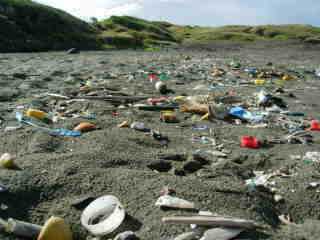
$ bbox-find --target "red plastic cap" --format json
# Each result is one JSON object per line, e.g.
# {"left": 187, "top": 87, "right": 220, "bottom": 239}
{"left": 241, "top": 136, "right": 261, "bottom": 149}
{"left": 310, "top": 120, "right": 320, "bottom": 131}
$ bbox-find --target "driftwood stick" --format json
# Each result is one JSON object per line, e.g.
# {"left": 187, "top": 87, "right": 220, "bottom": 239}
{"left": 73, "top": 95, "right": 150, "bottom": 102}
{"left": 162, "top": 215, "right": 258, "bottom": 229}
{"left": 7, "top": 218, "right": 42, "bottom": 238}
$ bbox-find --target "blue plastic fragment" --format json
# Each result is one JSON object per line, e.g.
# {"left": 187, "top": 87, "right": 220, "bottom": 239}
{"left": 49, "top": 128, "right": 81, "bottom": 137}
{"left": 192, "top": 125, "right": 209, "bottom": 131}
{"left": 229, "top": 107, "right": 263, "bottom": 123}
{"left": 15, "top": 112, "right": 23, "bottom": 122}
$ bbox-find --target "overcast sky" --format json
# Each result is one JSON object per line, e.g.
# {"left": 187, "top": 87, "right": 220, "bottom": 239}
{"left": 35, "top": 0, "right": 320, "bottom": 26}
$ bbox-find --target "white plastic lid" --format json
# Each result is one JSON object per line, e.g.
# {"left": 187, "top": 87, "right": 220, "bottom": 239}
{"left": 81, "top": 195, "right": 125, "bottom": 236}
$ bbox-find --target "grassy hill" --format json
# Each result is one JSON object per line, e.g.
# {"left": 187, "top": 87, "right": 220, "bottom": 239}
{"left": 97, "top": 16, "right": 320, "bottom": 49}
{"left": 0, "top": 0, "right": 100, "bottom": 52}
{"left": 96, "top": 16, "right": 179, "bottom": 49}
{"left": 170, "top": 24, "right": 320, "bottom": 44}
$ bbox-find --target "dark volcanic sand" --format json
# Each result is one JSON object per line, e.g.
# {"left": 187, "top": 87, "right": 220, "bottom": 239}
{"left": 0, "top": 42, "right": 320, "bottom": 240}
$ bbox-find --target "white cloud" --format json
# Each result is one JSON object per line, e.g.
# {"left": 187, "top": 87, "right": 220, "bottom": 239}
{"left": 35, "top": 0, "right": 143, "bottom": 20}
{"left": 34, "top": 0, "right": 320, "bottom": 26}
{"left": 104, "top": 2, "right": 143, "bottom": 18}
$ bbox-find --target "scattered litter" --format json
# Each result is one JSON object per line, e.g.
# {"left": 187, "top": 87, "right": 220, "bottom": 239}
{"left": 0, "top": 41, "right": 319, "bottom": 240}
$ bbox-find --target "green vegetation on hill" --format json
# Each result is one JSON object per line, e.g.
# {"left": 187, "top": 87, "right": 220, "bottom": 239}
{"left": 97, "top": 16, "right": 320, "bottom": 49}
{"left": 170, "top": 24, "right": 320, "bottom": 43}
{"left": 0, "top": 0, "right": 100, "bottom": 52}
{"left": 96, "top": 16, "right": 179, "bottom": 49}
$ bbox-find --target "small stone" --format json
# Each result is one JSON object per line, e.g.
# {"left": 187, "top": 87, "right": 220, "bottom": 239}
{"left": 13, "top": 73, "right": 27, "bottom": 79}
{"left": 274, "top": 194, "right": 284, "bottom": 203}
{"left": 147, "top": 160, "right": 172, "bottom": 172}
{"left": 183, "top": 160, "right": 203, "bottom": 173}
{"left": 0, "top": 203, "right": 8, "bottom": 211}
{"left": 173, "top": 168, "right": 186, "bottom": 176}
{"left": 232, "top": 155, "right": 248, "bottom": 164}
{"left": 159, "top": 154, "right": 187, "bottom": 162}
{"left": 160, "top": 186, "right": 176, "bottom": 196}
{"left": 193, "top": 153, "right": 210, "bottom": 165}
{"left": 114, "top": 231, "right": 139, "bottom": 240}
{"left": 0, "top": 184, "right": 8, "bottom": 193}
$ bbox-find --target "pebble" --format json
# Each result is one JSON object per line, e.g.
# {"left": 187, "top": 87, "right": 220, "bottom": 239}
{"left": 147, "top": 160, "right": 172, "bottom": 172}
{"left": 274, "top": 194, "right": 284, "bottom": 203}
{"left": 183, "top": 160, "right": 203, "bottom": 173}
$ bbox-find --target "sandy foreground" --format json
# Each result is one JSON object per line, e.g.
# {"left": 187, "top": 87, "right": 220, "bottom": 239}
{"left": 0, "top": 42, "right": 320, "bottom": 240}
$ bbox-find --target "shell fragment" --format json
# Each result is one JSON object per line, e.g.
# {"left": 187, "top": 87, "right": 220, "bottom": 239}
{"left": 155, "top": 195, "right": 196, "bottom": 210}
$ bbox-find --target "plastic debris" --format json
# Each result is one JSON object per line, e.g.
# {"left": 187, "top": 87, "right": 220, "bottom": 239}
{"left": 81, "top": 195, "right": 125, "bottom": 236}
{"left": 309, "top": 120, "right": 320, "bottom": 131}
{"left": 229, "top": 107, "right": 264, "bottom": 123}
{"left": 38, "top": 216, "right": 73, "bottom": 240}
{"left": 26, "top": 109, "right": 52, "bottom": 124}
{"left": 49, "top": 128, "right": 81, "bottom": 137}
{"left": 240, "top": 136, "right": 261, "bottom": 149}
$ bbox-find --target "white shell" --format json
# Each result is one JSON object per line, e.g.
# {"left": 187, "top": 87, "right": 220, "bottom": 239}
{"left": 155, "top": 81, "right": 167, "bottom": 92}
{"left": 155, "top": 195, "right": 195, "bottom": 209}
{"left": 200, "top": 228, "right": 243, "bottom": 240}
{"left": 81, "top": 195, "right": 125, "bottom": 236}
